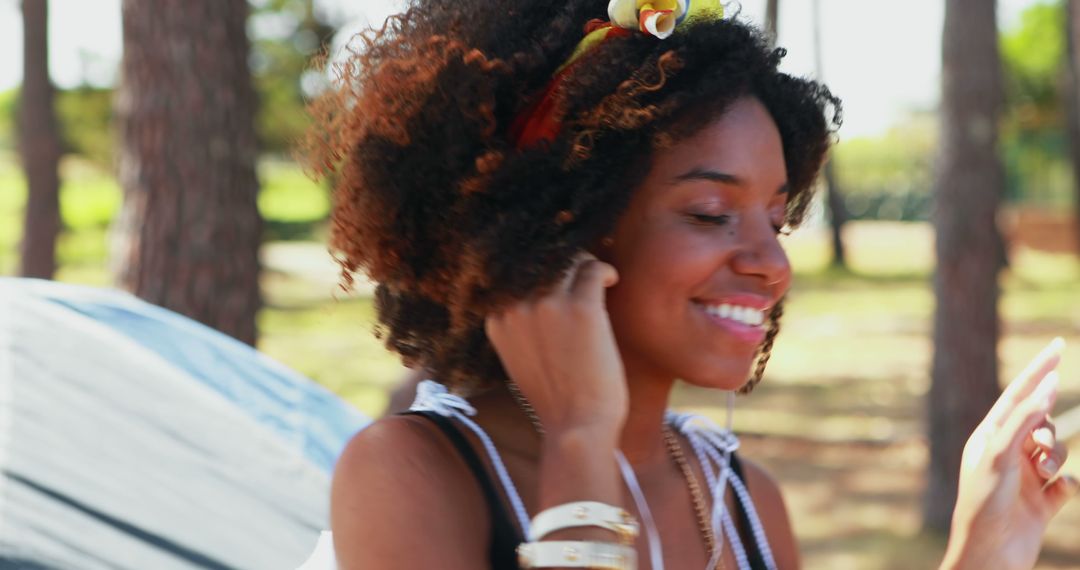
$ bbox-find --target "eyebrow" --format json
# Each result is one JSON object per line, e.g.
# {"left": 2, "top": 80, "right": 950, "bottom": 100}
{"left": 672, "top": 167, "right": 789, "bottom": 195}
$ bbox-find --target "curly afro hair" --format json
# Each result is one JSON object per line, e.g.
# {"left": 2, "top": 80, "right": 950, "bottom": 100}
{"left": 302, "top": 0, "right": 841, "bottom": 393}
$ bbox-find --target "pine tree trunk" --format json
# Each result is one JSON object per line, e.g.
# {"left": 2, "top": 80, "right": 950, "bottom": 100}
{"left": 765, "top": 0, "right": 779, "bottom": 48}
{"left": 924, "top": 0, "right": 1005, "bottom": 534}
{"left": 113, "top": 0, "right": 262, "bottom": 345}
{"left": 1066, "top": 0, "right": 1080, "bottom": 258}
{"left": 18, "top": 0, "right": 61, "bottom": 280}
{"left": 823, "top": 161, "right": 848, "bottom": 267}
{"left": 811, "top": 0, "right": 847, "bottom": 268}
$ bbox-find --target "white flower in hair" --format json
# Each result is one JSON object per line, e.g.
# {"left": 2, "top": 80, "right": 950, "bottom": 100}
{"left": 607, "top": 0, "right": 723, "bottom": 39}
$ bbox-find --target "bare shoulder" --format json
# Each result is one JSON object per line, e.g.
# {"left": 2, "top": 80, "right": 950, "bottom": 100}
{"left": 331, "top": 415, "right": 490, "bottom": 569}
{"left": 738, "top": 456, "right": 801, "bottom": 570}
{"left": 738, "top": 456, "right": 785, "bottom": 512}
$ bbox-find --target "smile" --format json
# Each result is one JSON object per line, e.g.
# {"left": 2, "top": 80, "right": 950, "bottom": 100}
{"left": 691, "top": 300, "right": 769, "bottom": 344}
{"left": 698, "top": 302, "right": 765, "bottom": 326}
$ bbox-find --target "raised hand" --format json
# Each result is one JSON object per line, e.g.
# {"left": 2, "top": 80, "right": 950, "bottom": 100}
{"left": 484, "top": 252, "right": 627, "bottom": 436}
{"left": 943, "top": 338, "right": 1079, "bottom": 570}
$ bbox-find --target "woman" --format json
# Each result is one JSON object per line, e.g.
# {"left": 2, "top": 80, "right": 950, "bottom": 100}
{"left": 304, "top": 1, "right": 1075, "bottom": 568}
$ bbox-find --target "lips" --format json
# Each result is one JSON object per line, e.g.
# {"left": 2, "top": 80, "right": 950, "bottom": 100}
{"left": 698, "top": 302, "right": 764, "bottom": 326}
{"left": 691, "top": 294, "right": 772, "bottom": 344}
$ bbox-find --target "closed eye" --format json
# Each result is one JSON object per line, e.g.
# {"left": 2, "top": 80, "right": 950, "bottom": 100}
{"left": 690, "top": 213, "right": 731, "bottom": 225}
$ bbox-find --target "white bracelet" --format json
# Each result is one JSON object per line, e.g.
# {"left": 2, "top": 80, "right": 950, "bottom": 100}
{"left": 528, "top": 501, "right": 639, "bottom": 543}
{"left": 517, "top": 540, "right": 636, "bottom": 569}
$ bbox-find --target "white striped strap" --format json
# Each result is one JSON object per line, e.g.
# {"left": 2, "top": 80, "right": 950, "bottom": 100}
{"left": 516, "top": 540, "right": 636, "bottom": 569}
{"left": 528, "top": 501, "right": 639, "bottom": 543}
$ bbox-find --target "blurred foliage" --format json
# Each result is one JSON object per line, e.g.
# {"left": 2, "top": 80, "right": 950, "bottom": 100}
{"left": 249, "top": 0, "right": 338, "bottom": 155}
{"left": 829, "top": 0, "right": 1077, "bottom": 220}
{"left": 1, "top": 86, "right": 115, "bottom": 168}
{"left": 0, "top": 154, "right": 329, "bottom": 273}
{"left": 56, "top": 87, "right": 115, "bottom": 167}
{"left": 831, "top": 116, "right": 937, "bottom": 221}
{"left": 0, "top": 88, "right": 14, "bottom": 150}
{"left": 1000, "top": 0, "right": 1074, "bottom": 208}
{"left": 1, "top": 0, "right": 339, "bottom": 166}
{"left": 1002, "top": 1, "right": 1065, "bottom": 117}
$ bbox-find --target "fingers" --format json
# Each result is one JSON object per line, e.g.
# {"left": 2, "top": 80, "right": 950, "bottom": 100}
{"left": 1033, "top": 442, "right": 1068, "bottom": 480}
{"left": 1024, "top": 415, "right": 1068, "bottom": 481}
{"left": 1021, "top": 419, "right": 1055, "bottom": 458}
{"left": 985, "top": 338, "right": 1064, "bottom": 428}
{"left": 555, "top": 252, "right": 618, "bottom": 296}
{"left": 486, "top": 253, "right": 618, "bottom": 335}
{"left": 569, "top": 259, "right": 619, "bottom": 302}
{"left": 998, "top": 371, "right": 1059, "bottom": 468}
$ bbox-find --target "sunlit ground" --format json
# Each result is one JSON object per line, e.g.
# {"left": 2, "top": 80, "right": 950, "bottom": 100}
{"left": 4, "top": 155, "right": 1079, "bottom": 568}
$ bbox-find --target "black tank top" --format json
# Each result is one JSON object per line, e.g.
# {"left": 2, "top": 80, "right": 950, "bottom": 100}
{"left": 406, "top": 410, "right": 769, "bottom": 570}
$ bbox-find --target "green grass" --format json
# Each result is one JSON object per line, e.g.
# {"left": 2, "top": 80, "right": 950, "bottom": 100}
{"left": 259, "top": 276, "right": 404, "bottom": 416}
{"left": 257, "top": 159, "right": 330, "bottom": 222}
{"left": 0, "top": 154, "right": 120, "bottom": 274}
{"left": 0, "top": 154, "right": 332, "bottom": 271}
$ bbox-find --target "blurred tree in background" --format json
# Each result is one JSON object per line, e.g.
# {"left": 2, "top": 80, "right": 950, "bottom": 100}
{"left": 1066, "top": 0, "right": 1080, "bottom": 254}
{"left": 828, "top": 1, "right": 1077, "bottom": 228}
{"left": 925, "top": 0, "right": 1006, "bottom": 534}
{"left": 18, "top": 0, "right": 61, "bottom": 279}
{"left": 249, "top": 0, "right": 338, "bottom": 155}
{"left": 1, "top": 0, "right": 338, "bottom": 164}
{"left": 764, "top": 0, "right": 778, "bottom": 48}
{"left": 55, "top": 87, "right": 114, "bottom": 167}
{"left": 813, "top": 0, "right": 848, "bottom": 268}
{"left": 113, "top": 0, "right": 262, "bottom": 345}
{"left": 1001, "top": 1, "right": 1073, "bottom": 208}
{"left": 831, "top": 115, "right": 937, "bottom": 222}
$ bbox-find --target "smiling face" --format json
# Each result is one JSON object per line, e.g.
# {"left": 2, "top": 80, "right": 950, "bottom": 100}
{"left": 601, "top": 96, "right": 791, "bottom": 391}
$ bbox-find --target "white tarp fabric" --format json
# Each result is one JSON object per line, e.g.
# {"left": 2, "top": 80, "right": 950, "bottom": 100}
{"left": 0, "top": 278, "right": 369, "bottom": 570}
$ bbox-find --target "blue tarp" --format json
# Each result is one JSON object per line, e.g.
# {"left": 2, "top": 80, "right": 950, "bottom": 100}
{"left": 0, "top": 278, "right": 369, "bottom": 570}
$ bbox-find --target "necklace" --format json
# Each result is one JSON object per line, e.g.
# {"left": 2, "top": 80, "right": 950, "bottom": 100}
{"left": 663, "top": 425, "right": 723, "bottom": 569}
{"left": 506, "top": 381, "right": 720, "bottom": 569}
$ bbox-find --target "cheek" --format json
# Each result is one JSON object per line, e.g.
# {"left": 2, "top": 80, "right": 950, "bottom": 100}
{"left": 607, "top": 229, "right": 733, "bottom": 312}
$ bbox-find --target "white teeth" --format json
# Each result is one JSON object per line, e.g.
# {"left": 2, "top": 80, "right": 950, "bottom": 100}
{"left": 700, "top": 302, "right": 764, "bottom": 327}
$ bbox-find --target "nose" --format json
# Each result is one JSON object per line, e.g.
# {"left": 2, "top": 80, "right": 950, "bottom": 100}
{"left": 731, "top": 215, "right": 791, "bottom": 288}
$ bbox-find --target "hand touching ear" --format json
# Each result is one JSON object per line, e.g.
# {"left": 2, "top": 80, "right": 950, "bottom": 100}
{"left": 484, "top": 252, "right": 627, "bottom": 436}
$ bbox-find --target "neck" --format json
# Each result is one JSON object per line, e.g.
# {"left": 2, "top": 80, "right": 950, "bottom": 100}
{"left": 618, "top": 369, "right": 676, "bottom": 467}
{"left": 470, "top": 372, "right": 676, "bottom": 466}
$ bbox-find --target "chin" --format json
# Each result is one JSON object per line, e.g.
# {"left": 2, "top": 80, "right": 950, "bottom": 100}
{"left": 677, "top": 362, "right": 755, "bottom": 392}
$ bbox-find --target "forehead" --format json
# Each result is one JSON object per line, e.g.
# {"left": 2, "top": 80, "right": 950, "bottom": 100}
{"left": 644, "top": 97, "right": 787, "bottom": 196}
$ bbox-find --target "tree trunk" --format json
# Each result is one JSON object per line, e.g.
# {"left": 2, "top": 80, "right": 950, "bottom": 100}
{"left": 924, "top": 0, "right": 1005, "bottom": 534}
{"left": 113, "top": 0, "right": 262, "bottom": 345}
{"left": 811, "top": 0, "right": 847, "bottom": 268}
{"left": 823, "top": 161, "right": 848, "bottom": 267}
{"left": 18, "top": 0, "right": 62, "bottom": 280}
{"left": 765, "top": 0, "right": 779, "bottom": 48}
{"left": 1066, "top": 0, "right": 1080, "bottom": 258}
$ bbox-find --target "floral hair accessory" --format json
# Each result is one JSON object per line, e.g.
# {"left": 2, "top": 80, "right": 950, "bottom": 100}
{"left": 509, "top": 0, "right": 724, "bottom": 149}
{"left": 609, "top": 0, "right": 723, "bottom": 39}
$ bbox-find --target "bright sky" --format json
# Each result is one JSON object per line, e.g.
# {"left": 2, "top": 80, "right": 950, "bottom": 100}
{"left": 0, "top": 0, "right": 1048, "bottom": 139}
